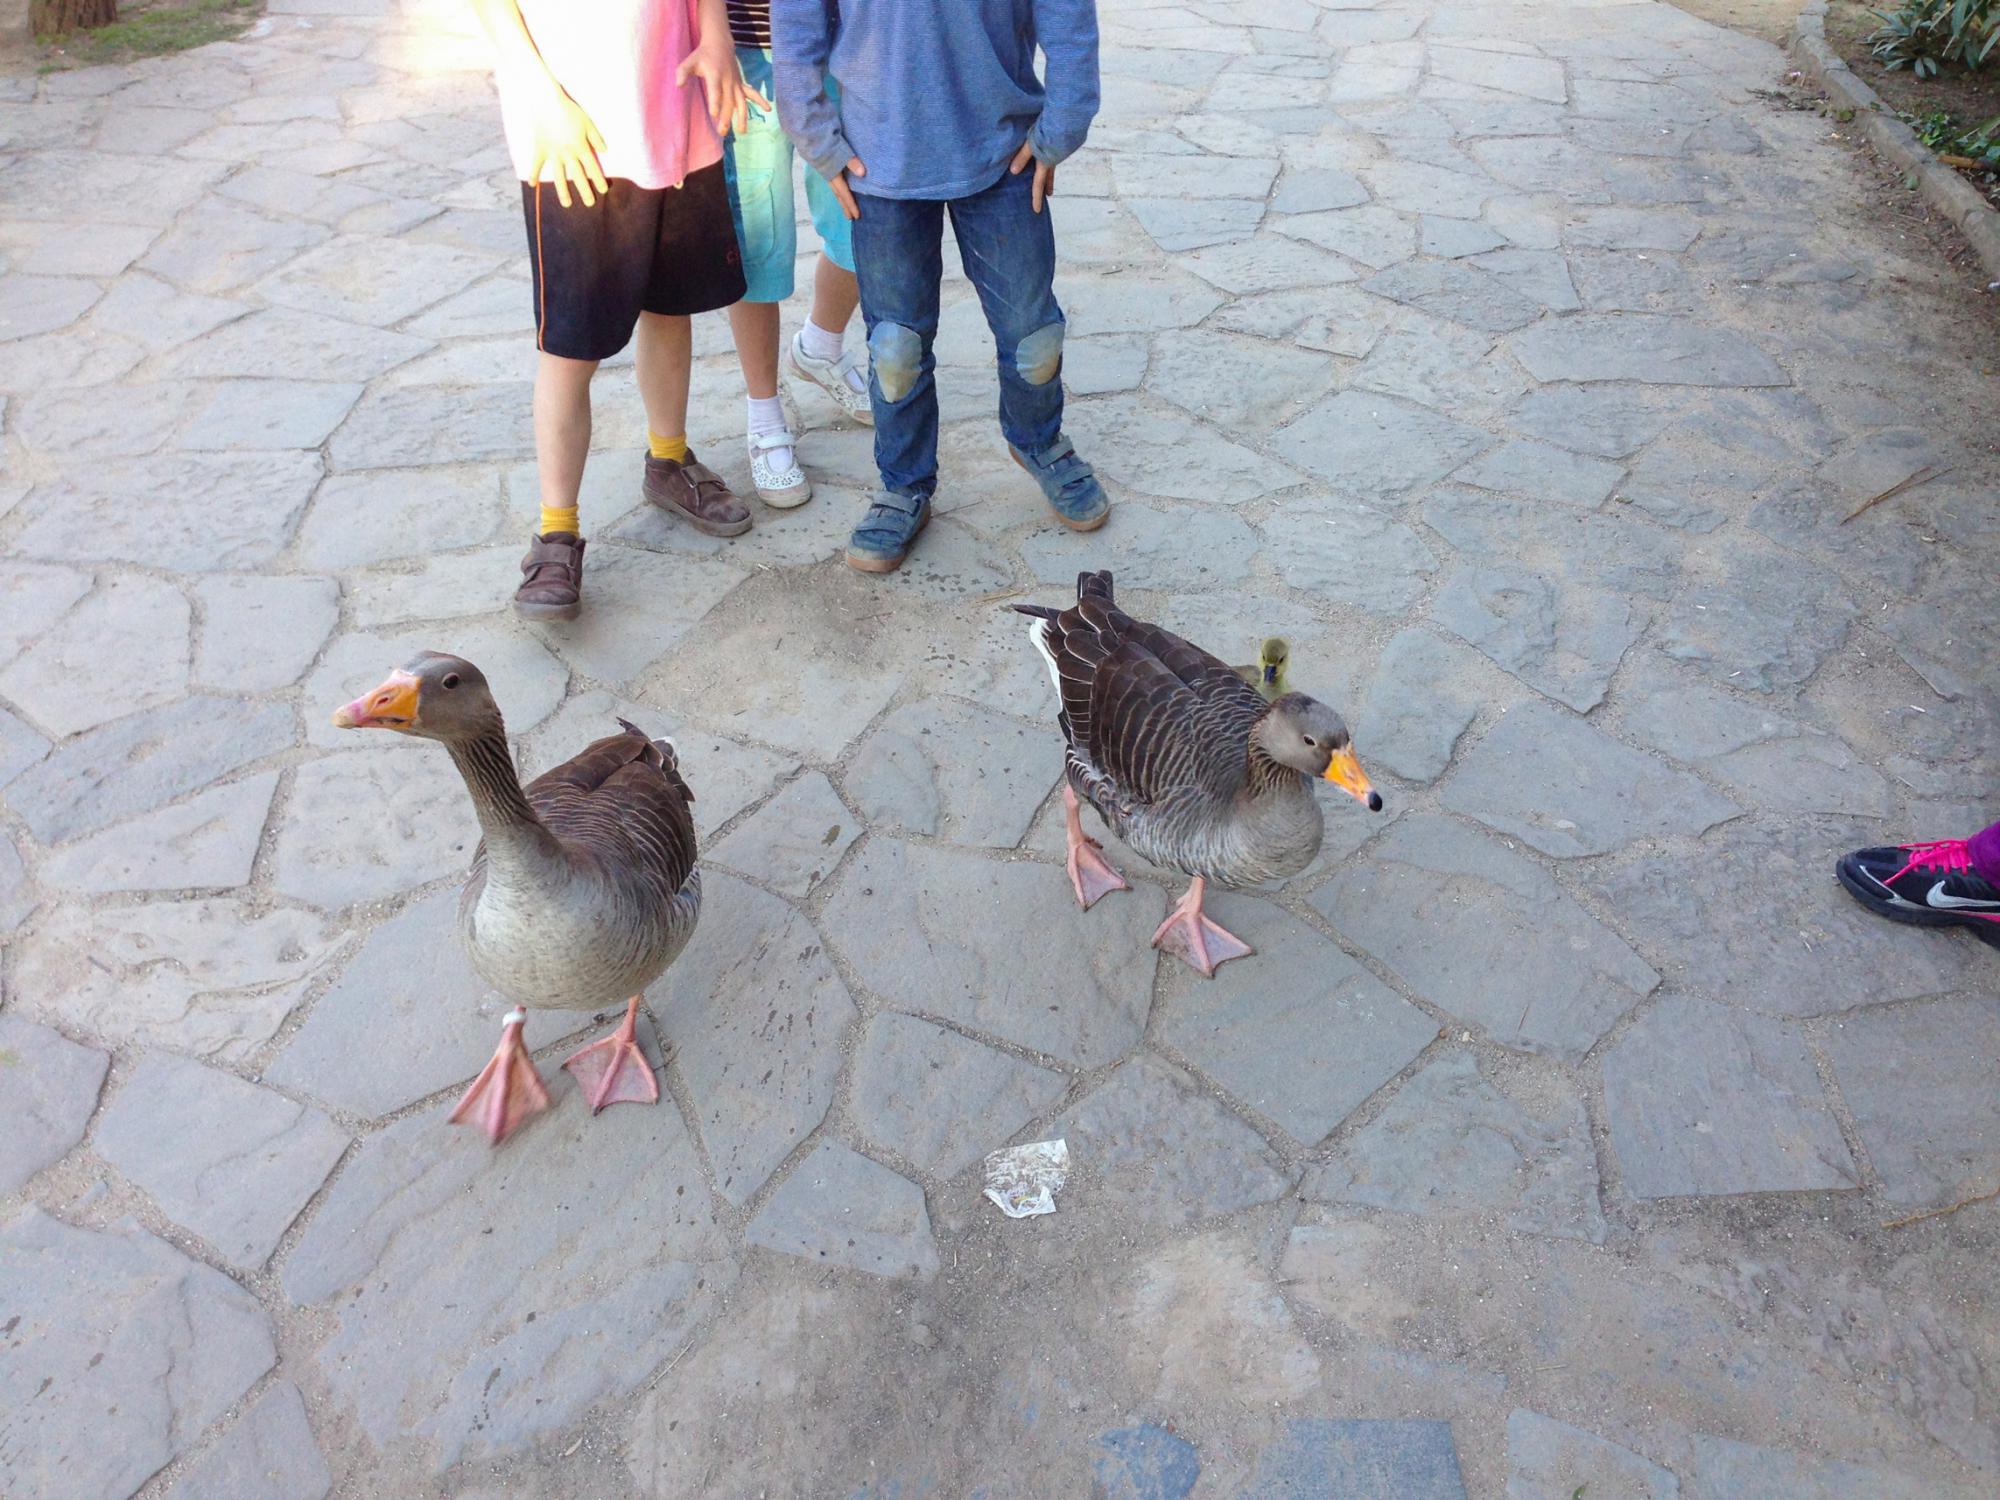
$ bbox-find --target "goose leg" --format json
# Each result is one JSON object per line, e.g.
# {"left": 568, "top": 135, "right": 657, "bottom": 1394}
{"left": 561, "top": 996, "right": 661, "bottom": 1115}
{"left": 1064, "top": 784, "right": 1128, "bottom": 909}
{"left": 448, "top": 1009, "right": 552, "bottom": 1144}
{"left": 1151, "top": 877, "right": 1254, "bottom": 978}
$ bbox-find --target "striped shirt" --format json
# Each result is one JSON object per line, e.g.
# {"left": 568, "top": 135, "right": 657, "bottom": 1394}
{"left": 727, "top": 0, "right": 770, "bottom": 47}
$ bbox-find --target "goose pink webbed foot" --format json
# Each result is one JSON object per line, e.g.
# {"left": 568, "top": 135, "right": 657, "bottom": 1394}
{"left": 1152, "top": 877, "right": 1254, "bottom": 978}
{"left": 449, "top": 1009, "right": 552, "bottom": 1144}
{"left": 1063, "top": 784, "right": 1128, "bottom": 909}
{"left": 562, "top": 996, "right": 660, "bottom": 1114}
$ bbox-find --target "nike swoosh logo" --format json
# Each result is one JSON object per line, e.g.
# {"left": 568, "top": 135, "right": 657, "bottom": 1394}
{"left": 1927, "top": 881, "right": 2000, "bottom": 911}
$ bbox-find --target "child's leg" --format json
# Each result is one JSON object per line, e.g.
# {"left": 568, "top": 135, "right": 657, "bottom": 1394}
{"left": 808, "top": 254, "right": 861, "bottom": 342}
{"left": 633, "top": 311, "right": 692, "bottom": 453}
{"left": 947, "top": 168, "right": 1063, "bottom": 457}
{"left": 728, "top": 301, "right": 782, "bottom": 400}
{"left": 532, "top": 351, "right": 597, "bottom": 536}
{"left": 849, "top": 195, "right": 946, "bottom": 498}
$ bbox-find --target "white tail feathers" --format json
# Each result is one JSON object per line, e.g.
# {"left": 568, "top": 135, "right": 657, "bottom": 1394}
{"left": 1024, "top": 617, "right": 1062, "bottom": 701}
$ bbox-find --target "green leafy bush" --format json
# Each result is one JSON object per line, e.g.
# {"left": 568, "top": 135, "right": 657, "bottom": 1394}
{"left": 1869, "top": 0, "right": 1999, "bottom": 77}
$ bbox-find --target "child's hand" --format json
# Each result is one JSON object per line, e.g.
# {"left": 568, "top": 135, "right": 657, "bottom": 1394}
{"left": 829, "top": 157, "right": 866, "bottom": 221}
{"left": 678, "top": 36, "right": 769, "bottom": 137}
{"left": 526, "top": 83, "right": 609, "bottom": 208}
{"left": 1008, "top": 142, "right": 1056, "bottom": 213}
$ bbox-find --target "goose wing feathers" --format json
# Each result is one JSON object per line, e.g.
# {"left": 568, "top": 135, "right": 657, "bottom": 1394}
{"left": 522, "top": 719, "right": 697, "bottom": 903}
{"left": 1021, "top": 571, "right": 1265, "bottom": 805}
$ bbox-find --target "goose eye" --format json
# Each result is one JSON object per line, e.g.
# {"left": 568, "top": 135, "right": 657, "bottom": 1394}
{"left": 441, "top": 673, "right": 460, "bottom": 690}
{"left": 1302, "top": 736, "right": 1318, "bottom": 748}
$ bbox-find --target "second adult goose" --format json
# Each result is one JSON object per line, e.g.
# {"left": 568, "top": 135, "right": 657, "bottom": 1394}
{"left": 333, "top": 653, "right": 700, "bottom": 1142}
{"left": 1017, "top": 572, "right": 1381, "bottom": 976}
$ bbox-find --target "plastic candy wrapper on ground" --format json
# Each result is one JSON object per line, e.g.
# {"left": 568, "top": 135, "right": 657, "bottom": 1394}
{"left": 983, "top": 1138, "right": 1070, "bottom": 1218}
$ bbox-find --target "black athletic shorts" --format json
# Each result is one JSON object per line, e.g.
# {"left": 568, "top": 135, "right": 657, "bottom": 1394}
{"left": 520, "top": 162, "right": 745, "bottom": 362}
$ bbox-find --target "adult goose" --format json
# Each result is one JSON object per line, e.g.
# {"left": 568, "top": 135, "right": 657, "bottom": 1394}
{"left": 1017, "top": 572, "right": 1381, "bottom": 977}
{"left": 333, "top": 653, "right": 699, "bottom": 1143}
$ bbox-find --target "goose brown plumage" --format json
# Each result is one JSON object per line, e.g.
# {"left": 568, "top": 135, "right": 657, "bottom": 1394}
{"left": 1016, "top": 572, "right": 1380, "bottom": 976}
{"left": 332, "top": 652, "right": 700, "bottom": 1142}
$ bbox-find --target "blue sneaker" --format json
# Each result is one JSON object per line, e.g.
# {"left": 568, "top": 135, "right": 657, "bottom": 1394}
{"left": 845, "top": 489, "right": 932, "bottom": 573}
{"left": 1009, "top": 434, "right": 1109, "bottom": 532}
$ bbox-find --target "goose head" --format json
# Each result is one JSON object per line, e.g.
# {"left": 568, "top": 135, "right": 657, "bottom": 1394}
{"left": 331, "top": 652, "right": 502, "bottom": 744}
{"left": 1254, "top": 693, "right": 1382, "bottom": 811}
{"left": 1256, "top": 637, "right": 1290, "bottom": 694}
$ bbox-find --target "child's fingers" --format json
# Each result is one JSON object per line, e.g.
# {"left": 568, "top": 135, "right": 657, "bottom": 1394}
{"left": 551, "top": 167, "right": 572, "bottom": 209}
{"left": 746, "top": 86, "right": 771, "bottom": 111}
{"left": 674, "top": 54, "right": 697, "bottom": 87}
{"left": 1008, "top": 141, "right": 1034, "bottom": 176}
{"left": 569, "top": 158, "right": 597, "bottom": 207}
{"left": 585, "top": 150, "right": 608, "bottom": 195}
{"left": 586, "top": 122, "right": 608, "bottom": 155}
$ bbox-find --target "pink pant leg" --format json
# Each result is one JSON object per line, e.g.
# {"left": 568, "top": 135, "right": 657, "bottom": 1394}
{"left": 1967, "top": 819, "right": 2000, "bottom": 885}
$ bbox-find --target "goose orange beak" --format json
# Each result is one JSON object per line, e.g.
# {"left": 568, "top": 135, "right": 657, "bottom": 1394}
{"left": 333, "top": 670, "right": 421, "bottom": 731}
{"left": 1324, "top": 745, "right": 1383, "bottom": 811}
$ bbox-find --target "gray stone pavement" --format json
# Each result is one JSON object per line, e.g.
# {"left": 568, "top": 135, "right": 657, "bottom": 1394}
{"left": 2, "top": 0, "right": 1999, "bottom": 1494}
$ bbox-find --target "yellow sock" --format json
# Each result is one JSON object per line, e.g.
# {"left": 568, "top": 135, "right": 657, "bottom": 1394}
{"left": 538, "top": 504, "right": 579, "bottom": 537}
{"left": 648, "top": 431, "right": 688, "bottom": 463}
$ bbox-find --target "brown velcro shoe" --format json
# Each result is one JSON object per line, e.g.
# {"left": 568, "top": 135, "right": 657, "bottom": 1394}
{"left": 514, "top": 532, "right": 585, "bottom": 621}
{"left": 643, "top": 448, "right": 752, "bottom": 537}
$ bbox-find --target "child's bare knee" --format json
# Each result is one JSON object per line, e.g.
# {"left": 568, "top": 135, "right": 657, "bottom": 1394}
{"left": 1015, "top": 321, "right": 1064, "bottom": 386}
{"left": 869, "top": 321, "right": 924, "bottom": 402}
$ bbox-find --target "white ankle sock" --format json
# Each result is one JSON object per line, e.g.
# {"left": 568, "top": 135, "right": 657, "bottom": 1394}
{"left": 746, "top": 395, "right": 794, "bottom": 472}
{"left": 799, "top": 318, "right": 844, "bottom": 364}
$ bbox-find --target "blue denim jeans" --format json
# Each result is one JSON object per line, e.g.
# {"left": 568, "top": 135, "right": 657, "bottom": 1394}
{"left": 849, "top": 165, "right": 1064, "bottom": 499}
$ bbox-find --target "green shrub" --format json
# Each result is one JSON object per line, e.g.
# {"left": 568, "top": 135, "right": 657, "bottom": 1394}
{"left": 1869, "top": 0, "right": 1999, "bottom": 77}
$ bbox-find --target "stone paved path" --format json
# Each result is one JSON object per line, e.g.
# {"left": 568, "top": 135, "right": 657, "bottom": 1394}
{"left": 3, "top": 0, "right": 1999, "bottom": 1495}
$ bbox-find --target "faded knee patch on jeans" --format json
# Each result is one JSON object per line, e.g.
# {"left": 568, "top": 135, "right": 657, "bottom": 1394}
{"left": 1016, "top": 321, "right": 1064, "bottom": 386}
{"left": 869, "top": 321, "right": 923, "bottom": 402}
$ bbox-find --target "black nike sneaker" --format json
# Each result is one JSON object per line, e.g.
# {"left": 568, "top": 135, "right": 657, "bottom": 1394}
{"left": 1836, "top": 839, "right": 2000, "bottom": 948}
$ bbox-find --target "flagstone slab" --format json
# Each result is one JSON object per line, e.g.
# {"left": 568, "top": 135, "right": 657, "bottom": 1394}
{"left": 1241, "top": 1418, "right": 1467, "bottom": 1500}
{"left": 662, "top": 873, "right": 856, "bottom": 1204}
{"left": 5, "top": 693, "right": 296, "bottom": 844}
{"left": 0, "top": 561, "right": 92, "bottom": 667}
{"left": 13, "top": 450, "right": 322, "bottom": 573}
{"left": 1145, "top": 328, "right": 1337, "bottom": 431}
{"left": 1316, "top": 815, "right": 1658, "bottom": 1058}
{"left": 1159, "top": 893, "right": 1435, "bottom": 1146}
{"left": 1507, "top": 1411, "right": 1679, "bottom": 1499}
{"left": 95, "top": 1053, "right": 349, "bottom": 1271}
{"left": 191, "top": 574, "right": 338, "bottom": 694}
{"left": 1689, "top": 1435, "right": 1950, "bottom": 1500}
{"left": 138, "top": 198, "right": 333, "bottom": 293}
{"left": 1441, "top": 701, "right": 1739, "bottom": 857}
{"left": 38, "top": 772, "right": 278, "bottom": 894}
{"left": 0, "top": 273, "right": 104, "bottom": 340}
{"left": 0, "top": 1016, "right": 109, "bottom": 1195}
{"left": 1656, "top": 543, "right": 1857, "bottom": 693}
{"left": 0, "top": 573, "right": 189, "bottom": 737}
{"left": 1063, "top": 396, "right": 1304, "bottom": 502}
{"left": 746, "top": 1140, "right": 939, "bottom": 1279}
{"left": 1616, "top": 663, "right": 1892, "bottom": 817}
{"left": 1312, "top": 1054, "right": 1605, "bottom": 1243}
{"left": 254, "top": 232, "right": 498, "bottom": 327}
{"left": 849, "top": 1012, "right": 1068, "bottom": 1178}
{"left": 1353, "top": 627, "right": 1483, "bottom": 783}
{"left": 1604, "top": 995, "right": 1856, "bottom": 1198}
{"left": 1272, "top": 389, "right": 1491, "bottom": 500}
{"left": 1508, "top": 383, "right": 1674, "bottom": 458}
{"left": 160, "top": 1384, "right": 332, "bottom": 1500}
{"left": 271, "top": 748, "right": 475, "bottom": 907}
{"left": 708, "top": 771, "right": 860, "bottom": 898}
{"left": 1263, "top": 496, "right": 1440, "bottom": 614}
{"left": 1025, "top": 499, "right": 1260, "bottom": 592}
{"left": 1824, "top": 998, "right": 2000, "bottom": 1208}
{"left": 1055, "top": 1055, "right": 1291, "bottom": 1227}
{"left": 1363, "top": 258, "right": 1543, "bottom": 332}
{"left": 1432, "top": 564, "right": 1644, "bottom": 713}
{"left": 0, "top": 1210, "right": 277, "bottom": 1500}
{"left": 296, "top": 465, "right": 506, "bottom": 568}
{"left": 1512, "top": 315, "right": 1789, "bottom": 386}
{"left": 845, "top": 696, "right": 1063, "bottom": 850}
{"left": 823, "top": 838, "right": 1161, "bottom": 1068}
{"left": 162, "top": 306, "right": 429, "bottom": 381}
{"left": 282, "top": 1076, "right": 734, "bottom": 1472}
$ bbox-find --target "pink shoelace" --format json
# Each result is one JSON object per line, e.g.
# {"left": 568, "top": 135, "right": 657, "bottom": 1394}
{"left": 1889, "top": 838, "right": 1973, "bottom": 883}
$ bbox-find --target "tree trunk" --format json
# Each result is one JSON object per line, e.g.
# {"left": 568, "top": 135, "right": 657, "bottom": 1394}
{"left": 31, "top": 0, "right": 116, "bottom": 36}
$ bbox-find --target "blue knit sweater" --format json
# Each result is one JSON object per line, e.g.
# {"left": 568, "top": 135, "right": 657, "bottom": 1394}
{"left": 770, "top": 0, "right": 1099, "bottom": 199}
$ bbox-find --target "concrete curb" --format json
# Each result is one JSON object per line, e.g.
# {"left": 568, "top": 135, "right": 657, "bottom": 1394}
{"left": 1790, "top": 0, "right": 2000, "bottom": 283}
